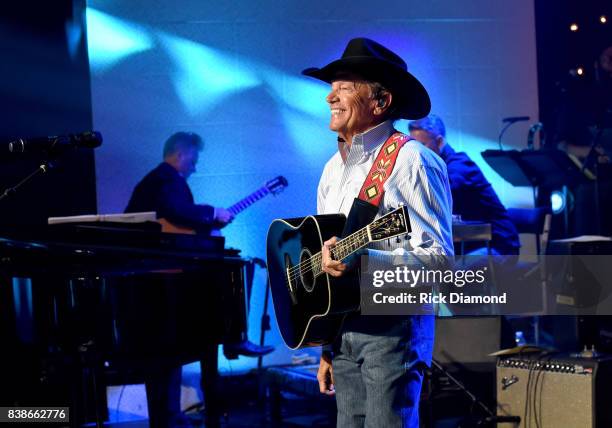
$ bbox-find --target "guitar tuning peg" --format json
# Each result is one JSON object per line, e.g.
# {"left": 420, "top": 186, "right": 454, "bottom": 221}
{"left": 405, "top": 234, "right": 410, "bottom": 240}
{"left": 396, "top": 236, "right": 401, "bottom": 243}
{"left": 387, "top": 239, "right": 391, "bottom": 247}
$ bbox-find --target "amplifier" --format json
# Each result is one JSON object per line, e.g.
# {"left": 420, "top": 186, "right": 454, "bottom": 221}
{"left": 496, "top": 354, "right": 612, "bottom": 427}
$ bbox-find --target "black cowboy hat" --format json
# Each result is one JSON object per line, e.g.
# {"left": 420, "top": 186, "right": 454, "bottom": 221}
{"left": 302, "top": 37, "right": 431, "bottom": 119}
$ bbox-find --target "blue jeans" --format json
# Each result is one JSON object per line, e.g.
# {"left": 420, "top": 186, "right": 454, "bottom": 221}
{"left": 332, "top": 315, "right": 434, "bottom": 428}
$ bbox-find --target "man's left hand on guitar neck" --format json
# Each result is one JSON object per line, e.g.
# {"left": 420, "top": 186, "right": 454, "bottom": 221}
{"left": 321, "top": 236, "right": 360, "bottom": 277}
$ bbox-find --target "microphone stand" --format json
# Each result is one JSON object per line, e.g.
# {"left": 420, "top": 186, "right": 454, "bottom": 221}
{"left": 0, "top": 160, "right": 54, "bottom": 202}
{"left": 1, "top": 131, "right": 102, "bottom": 203}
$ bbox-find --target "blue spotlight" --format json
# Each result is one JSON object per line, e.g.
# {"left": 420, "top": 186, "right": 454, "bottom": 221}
{"left": 264, "top": 73, "right": 329, "bottom": 118}
{"left": 279, "top": 106, "right": 335, "bottom": 162}
{"left": 86, "top": 8, "right": 153, "bottom": 72}
{"left": 551, "top": 190, "right": 566, "bottom": 214}
{"left": 159, "top": 34, "right": 261, "bottom": 115}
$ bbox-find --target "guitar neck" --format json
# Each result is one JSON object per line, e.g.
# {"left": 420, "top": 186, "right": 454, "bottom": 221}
{"left": 311, "top": 226, "right": 372, "bottom": 277}
{"left": 227, "top": 186, "right": 271, "bottom": 215}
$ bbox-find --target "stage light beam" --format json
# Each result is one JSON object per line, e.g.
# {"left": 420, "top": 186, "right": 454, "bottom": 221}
{"left": 159, "top": 34, "right": 261, "bottom": 115}
{"left": 86, "top": 8, "right": 153, "bottom": 72}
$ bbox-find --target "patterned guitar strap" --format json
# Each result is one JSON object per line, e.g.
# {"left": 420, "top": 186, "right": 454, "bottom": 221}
{"left": 358, "top": 132, "right": 411, "bottom": 206}
{"left": 339, "top": 132, "right": 411, "bottom": 241}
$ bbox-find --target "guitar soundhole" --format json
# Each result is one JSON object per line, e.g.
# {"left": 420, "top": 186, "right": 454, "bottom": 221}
{"left": 299, "top": 248, "right": 316, "bottom": 292}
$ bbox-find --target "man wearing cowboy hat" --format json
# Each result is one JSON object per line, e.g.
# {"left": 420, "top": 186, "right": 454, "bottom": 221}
{"left": 304, "top": 38, "right": 453, "bottom": 427}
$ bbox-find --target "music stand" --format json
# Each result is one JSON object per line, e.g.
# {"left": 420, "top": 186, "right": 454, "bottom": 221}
{"left": 481, "top": 149, "right": 586, "bottom": 206}
{"left": 519, "top": 150, "right": 586, "bottom": 188}
{"left": 481, "top": 150, "right": 533, "bottom": 187}
{"left": 482, "top": 149, "right": 585, "bottom": 188}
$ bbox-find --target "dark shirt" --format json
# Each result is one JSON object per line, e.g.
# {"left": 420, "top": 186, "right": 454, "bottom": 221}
{"left": 125, "top": 162, "right": 215, "bottom": 233}
{"left": 440, "top": 144, "right": 520, "bottom": 254}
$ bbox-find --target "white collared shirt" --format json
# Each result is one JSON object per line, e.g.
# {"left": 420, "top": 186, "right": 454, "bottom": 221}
{"left": 317, "top": 120, "right": 454, "bottom": 259}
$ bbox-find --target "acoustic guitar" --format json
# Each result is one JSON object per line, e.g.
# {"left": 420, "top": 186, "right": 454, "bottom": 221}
{"left": 159, "top": 175, "right": 288, "bottom": 234}
{"left": 266, "top": 205, "right": 410, "bottom": 349}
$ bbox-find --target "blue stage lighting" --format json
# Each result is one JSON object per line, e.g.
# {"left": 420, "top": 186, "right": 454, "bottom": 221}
{"left": 159, "top": 34, "right": 261, "bottom": 115}
{"left": 551, "top": 190, "right": 566, "bottom": 214}
{"left": 265, "top": 73, "right": 329, "bottom": 118}
{"left": 86, "top": 8, "right": 153, "bottom": 72}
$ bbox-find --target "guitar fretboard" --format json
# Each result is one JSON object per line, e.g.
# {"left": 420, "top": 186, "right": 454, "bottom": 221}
{"left": 227, "top": 187, "right": 271, "bottom": 215}
{"left": 310, "top": 227, "right": 370, "bottom": 276}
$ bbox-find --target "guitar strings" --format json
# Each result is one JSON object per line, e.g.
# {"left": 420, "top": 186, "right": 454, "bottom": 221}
{"left": 285, "top": 215, "right": 400, "bottom": 281}
{"left": 289, "top": 231, "right": 367, "bottom": 278}
{"left": 285, "top": 227, "right": 369, "bottom": 280}
{"left": 229, "top": 178, "right": 285, "bottom": 213}
{"left": 286, "top": 226, "right": 368, "bottom": 276}
{"left": 285, "top": 216, "right": 399, "bottom": 278}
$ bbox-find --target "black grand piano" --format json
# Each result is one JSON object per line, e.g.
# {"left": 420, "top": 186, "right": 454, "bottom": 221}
{"left": 0, "top": 221, "right": 248, "bottom": 427}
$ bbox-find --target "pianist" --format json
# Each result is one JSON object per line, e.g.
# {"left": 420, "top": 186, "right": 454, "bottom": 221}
{"left": 125, "top": 131, "right": 273, "bottom": 427}
{"left": 125, "top": 130, "right": 273, "bottom": 358}
{"left": 125, "top": 131, "right": 234, "bottom": 233}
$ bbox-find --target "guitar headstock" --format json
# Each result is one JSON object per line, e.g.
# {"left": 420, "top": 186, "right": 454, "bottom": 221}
{"left": 266, "top": 176, "right": 288, "bottom": 195}
{"left": 369, "top": 205, "right": 411, "bottom": 241}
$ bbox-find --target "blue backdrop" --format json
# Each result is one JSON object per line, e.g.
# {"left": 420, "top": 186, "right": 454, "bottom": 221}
{"left": 87, "top": 0, "right": 539, "bottom": 372}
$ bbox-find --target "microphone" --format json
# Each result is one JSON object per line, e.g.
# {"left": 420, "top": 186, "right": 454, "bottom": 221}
{"left": 502, "top": 116, "right": 530, "bottom": 124}
{"left": 7, "top": 131, "right": 102, "bottom": 155}
{"left": 527, "top": 122, "right": 544, "bottom": 150}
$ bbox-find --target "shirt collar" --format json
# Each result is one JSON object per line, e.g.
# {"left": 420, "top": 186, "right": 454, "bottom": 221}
{"left": 339, "top": 120, "right": 396, "bottom": 162}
